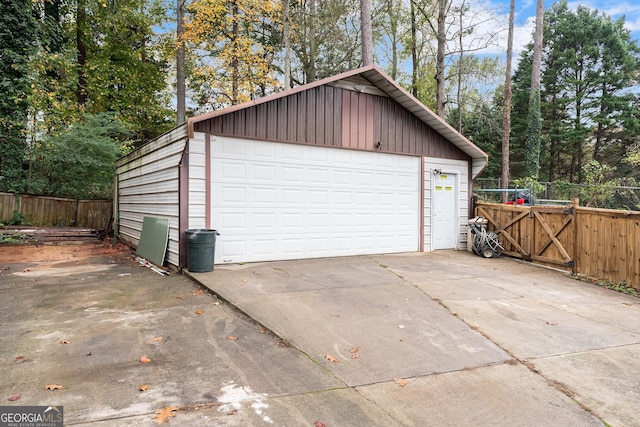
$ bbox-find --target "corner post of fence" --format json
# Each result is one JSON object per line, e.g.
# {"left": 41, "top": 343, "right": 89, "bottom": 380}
{"left": 571, "top": 198, "right": 579, "bottom": 274}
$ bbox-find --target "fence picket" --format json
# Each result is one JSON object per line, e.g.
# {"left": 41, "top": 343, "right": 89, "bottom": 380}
{"left": 476, "top": 201, "right": 640, "bottom": 290}
{"left": 0, "top": 193, "right": 112, "bottom": 230}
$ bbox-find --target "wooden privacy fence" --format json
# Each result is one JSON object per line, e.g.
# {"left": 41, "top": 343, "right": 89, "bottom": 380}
{"left": 476, "top": 200, "right": 640, "bottom": 290}
{"left": 0, "top": 193, "right": 112, "bottom": 230}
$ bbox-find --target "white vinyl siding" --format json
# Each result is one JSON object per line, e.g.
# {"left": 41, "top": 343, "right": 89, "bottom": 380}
{"left": 423, "top": 157, "right": 469, "bottom": 251}
{"left": 187, "top": 132, "right": 207, "bottom": 229}
{"left": 115, "top": 124, "right": 188, "bottom": 267}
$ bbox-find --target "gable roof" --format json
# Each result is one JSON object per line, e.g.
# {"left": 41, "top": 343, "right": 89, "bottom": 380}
{"left": 187, "top": 64, "right": 488, "bottom": 179}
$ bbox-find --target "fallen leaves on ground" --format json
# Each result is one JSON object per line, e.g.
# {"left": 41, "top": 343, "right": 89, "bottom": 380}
{"left": 191, "top": 289, "right": 204, "bottom": 296}
{"left": 60, "top": 339, "right": 71, "bottom": 344}
{"left": 44, "top": 384, "right": 63, "bottom": 391}
{"left": 395, "top": 378, "right": 407, "bottom": 387}
{"left": 350, "top": 346, "right": 360, "bottom": 359}
{"left": 150, "top": 336, "right": 163, "bottom": 343}
{"left": 15, "top": 356, "right": 24, "bottom": 361}
{"left": 314, "top": 421, "right": 326, "bottom": 427}
{"left": 226, "top": 335, "right": 238, "bottom": 341}
{"left": 227, "top": 409, "right": 238, "bottom": 415}
{"left": 7, "top": 394, "right": 20, "bottom": 401}
{"left": 140, "top": 356, "right": 152, "bottom": 363}
{"left": 152, "top": 406, "right": 179, "bottom": 424}
{"left": 324, "top": 354, "right": 340, "bottom": 363}
{"left": 139, "top": 384, "right": 149, "bottom": 392}
{"left": 195, "top": 310, "right": 204, "bottom": 315}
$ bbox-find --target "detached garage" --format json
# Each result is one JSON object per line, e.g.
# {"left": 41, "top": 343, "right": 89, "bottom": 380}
{"left": 115, "top": 65, "right": 488, "bottom": 270}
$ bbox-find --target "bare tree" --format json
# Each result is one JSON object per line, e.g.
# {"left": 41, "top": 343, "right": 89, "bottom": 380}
{"left": 412, "top": 0, "right": 500, "bottom": 118}
{"left": 501, "top": 0, "right": 515, "bottom": 199}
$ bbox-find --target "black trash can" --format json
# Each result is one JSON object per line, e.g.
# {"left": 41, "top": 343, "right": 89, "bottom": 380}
{"left": 185, "top": 229, "right": 219, "bottom": 272}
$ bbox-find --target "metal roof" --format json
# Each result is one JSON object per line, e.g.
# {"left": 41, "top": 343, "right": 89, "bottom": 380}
{"left": 188, "top": 64, "right": 488, "bottom": 178}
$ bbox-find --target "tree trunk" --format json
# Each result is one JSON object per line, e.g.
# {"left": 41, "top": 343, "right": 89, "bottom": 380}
{"left": 456, "top": 2, "right": 464, "bottom": 132}
{"left": 436, "top": 0, "right": 447, "bottom": 117}
{"left": 306, "top": 0, "right": 318, "bottom": 82}
{"left": 530, "top": 0, "right": 544, "bottom": 94}
{"left": 360, "top": 0, "right": 373, "bottom": 65}
{"left": 231, "top": 0, "right": 239, "bottom": 103}
{"left": 501, "top": 0, "right": 515, "bottom": 200}
{"left": 387, "top": 0, "right": 399, "bottom": 80}
{"left": 176, "top": 0, "right": 186, "bottom": 124}
{"left": 410, "top": 0, "right": 418, "bottom": 97}
{"left": 525, "top": 0, "right": 544, "bottom": 178}
{"left": 76, "top": 0, "right": 87, "bottom": 108}
{"left": 283, "top": 0, "right": 291, "bottom": 89}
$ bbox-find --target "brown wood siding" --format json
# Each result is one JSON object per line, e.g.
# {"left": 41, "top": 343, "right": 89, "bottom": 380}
{"left": 192, "top": 85, "right": 470, "bottom": 162}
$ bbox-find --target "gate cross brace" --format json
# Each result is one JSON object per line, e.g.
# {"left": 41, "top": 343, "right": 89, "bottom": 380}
{"left": 533, "top": 211, "right": 573, "bottom": 263}
{"left": 477, "top": 207, "right": 529, "bottom": 257}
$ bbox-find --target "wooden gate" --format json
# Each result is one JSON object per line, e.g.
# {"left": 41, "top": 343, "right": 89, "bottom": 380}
{"left": 475, "top": 200, "right": 577, "bottom": 271}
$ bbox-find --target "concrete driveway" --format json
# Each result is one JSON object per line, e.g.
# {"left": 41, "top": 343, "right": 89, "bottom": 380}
{"left": 1, "top": 243, "right": 638, "bottom": 426}
{"left": 190, "top": 251, "right": 640, "bottom": 427}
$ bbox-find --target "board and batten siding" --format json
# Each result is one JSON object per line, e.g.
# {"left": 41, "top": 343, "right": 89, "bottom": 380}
{"left": 423, "top": 157, "right": 470, "bottom": 251}
{"left": 116, "top": 124, "right": 188, "bottom": 266}
{"left": 191, "top": 85, "right": 469, "bottom": 163}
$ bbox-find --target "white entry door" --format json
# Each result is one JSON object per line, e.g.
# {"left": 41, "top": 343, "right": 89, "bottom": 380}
{"left": 210, "top": 137, "right": 421, "bottom": 263}
{"left": 433, "top": 173, "right": 458, "bottom": 249}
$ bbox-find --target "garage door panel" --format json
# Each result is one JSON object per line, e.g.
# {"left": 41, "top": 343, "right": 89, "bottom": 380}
{"left": 254, "top": 164, "right": 276, "bottom": 181}
{"left": 211, "top": 137, "right": 420, "bottom": 263}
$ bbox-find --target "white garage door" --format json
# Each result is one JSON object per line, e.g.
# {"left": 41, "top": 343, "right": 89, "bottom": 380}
{"left": 211, "top": 137, "right": 421, "bottom": 263}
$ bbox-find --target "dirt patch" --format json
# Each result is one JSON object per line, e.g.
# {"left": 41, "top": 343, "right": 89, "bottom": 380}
{"left": 0, "top": 239, "right": 133, "bottom": 264}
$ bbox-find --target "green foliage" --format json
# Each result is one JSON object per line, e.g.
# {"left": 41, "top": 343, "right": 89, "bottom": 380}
{"left": 0, "top": 0, "right": 38, "bottom": 193}
{"left": 28, "top": 113, "right": 131, "bottom": 199}
{"left": 185, "top": 0, "right": 283, "bottom": 107}
{"left": 572, "top": 273, "right": 639, "bottom": 297}
{"left": 513, "top": 176, "right": 545, "bottom": 198}
{"left": 0, "top": 233, "right": 30, "bottom": 244}
{"left": 510, "top": 0, "right": 640, "bottom": 185}
{"left": 448, "top": 95, "right": 502, "bottom": 178}
{"left": 547, "top": 180, "right": 577, "bottom": 201}
{"left": 578, "top": 160, "right": 618, "bottom": 208}
{"left": 290, "top": 0, "right": 362, "bottom": 84}
{"left": 10, "top": 211, "right": 24, "bottom": 225}
{"left": 5, "top": 0, "right": 173, "bottom": 199}
{"left": 83, "top": 0, "right": 174, "bottom": 145}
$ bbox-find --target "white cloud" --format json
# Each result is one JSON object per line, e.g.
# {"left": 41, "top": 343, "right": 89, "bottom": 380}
{"left": 567, "top": 1, "right": 640, "bottom": 34}
{"left": 464, "top": 0, "right": 536, "bottom": 56}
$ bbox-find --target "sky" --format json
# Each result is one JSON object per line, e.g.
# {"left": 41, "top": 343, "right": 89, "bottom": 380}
{"left": 469, "top": 0, "right": 640, "bottom": 56}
